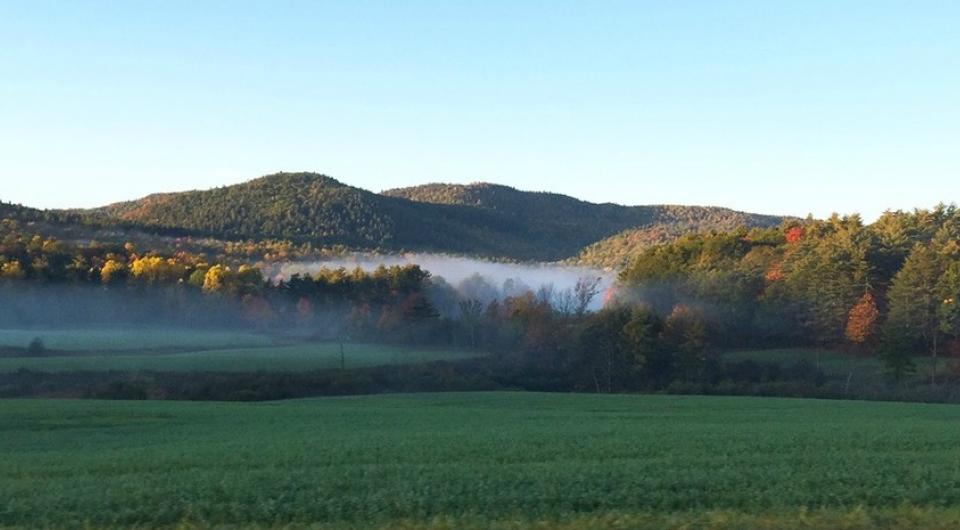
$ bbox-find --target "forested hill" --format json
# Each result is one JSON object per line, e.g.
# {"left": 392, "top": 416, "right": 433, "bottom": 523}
{"left": 384, "top": 182, "right": 786, "bottom": 266}
{"left": 91, "top": 174, "right": 395, "bottom": 249}
{"left": 0, "top": 202, "right": 43, "bottom": 221}
{"left": 64, "top": 172, "right": 785, "bottom": 262}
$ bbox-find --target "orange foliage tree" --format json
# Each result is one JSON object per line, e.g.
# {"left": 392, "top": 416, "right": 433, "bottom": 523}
{"left": 785, "top": 226, "right": 804, "bottom": 244}
{"left": 845, "top": 292, "right": 879, "bottom": 345}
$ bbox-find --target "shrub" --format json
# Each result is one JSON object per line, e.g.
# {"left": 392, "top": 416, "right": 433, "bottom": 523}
{"left": 26, "top": 338, "right": 46, "bottom": 356}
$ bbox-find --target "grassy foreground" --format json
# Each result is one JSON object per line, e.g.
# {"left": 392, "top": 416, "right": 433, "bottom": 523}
{"left": 3, "top": 393, "right": 960, "bottom": 528}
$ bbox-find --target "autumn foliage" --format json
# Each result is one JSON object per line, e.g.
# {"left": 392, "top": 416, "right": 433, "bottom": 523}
{"left": 785, "top": 226, "right": 804, "bottom": 244}
{"left": 845, "top": 292, "right": 880, "bottom": 344}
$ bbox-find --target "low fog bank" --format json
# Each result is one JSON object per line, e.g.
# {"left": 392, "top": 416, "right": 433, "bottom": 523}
{"left": 0, "top": 254, "right": 616, "bottom": 337}
{"left": 267, "top": 253, "right": 616, "bottom": 313}
{"left": 0, "top": 284, "right": 253, "bottom": 330}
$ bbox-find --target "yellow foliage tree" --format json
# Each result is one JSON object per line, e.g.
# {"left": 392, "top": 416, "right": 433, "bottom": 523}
{"left": 131, "top": 256, "right": 186, "bottom": 283}
{"left": 100, "top": 259, "right": 126, "bottom": 284}
{"left": 0, "top": 260, "right": 25, "bottom": 280}
{"left": 203, "top": 265, "right": 230, "bottom": 293}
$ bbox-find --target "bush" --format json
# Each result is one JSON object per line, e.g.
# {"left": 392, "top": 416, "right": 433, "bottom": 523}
{"left": 25, "top": 338, "right": 46, "bottom": 356}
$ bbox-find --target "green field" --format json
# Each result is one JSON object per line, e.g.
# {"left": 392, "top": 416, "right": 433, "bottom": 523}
{"left": 0, "top": 327, "right": 274, "bottom": 352}
{"left": 0, "top": 328, "right": 477, "bottom": 372}
{"left": 724, "top": 347, "right": 941, "bottom": 384}
{"left": 724, "top": 348, "right": 887, "bottom": 375}
{"left": 3, "top": 392, "right": 960, "bottom": 529}
{"left": 0, "top": 343, "right": 476, "bottom": 372}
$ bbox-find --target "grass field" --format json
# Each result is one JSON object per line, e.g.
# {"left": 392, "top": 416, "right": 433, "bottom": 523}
{"left": 724, "top": 347, "right": 942, "bottom": 383}
{"left": 724, "top": 348, "right": 888, "bottom": 375}
{"left": 3, "top": 392, "right": 960, "bottom": 529}
{"left": 0, "top": 343, "right": 474, "bottom": 372}
{"left": 0, "top": 328, "right": 477, "bottom": 372}
{"left": 0, "top": 343, "right": 476, "bottom": 372}
{"left": 0, "top": 327, "right": 274, "bottom": 352}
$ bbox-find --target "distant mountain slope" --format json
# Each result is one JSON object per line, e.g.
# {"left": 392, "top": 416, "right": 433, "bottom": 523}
{"left": 385, "top": 182, "right": 786, "bottom": 265}
{"left": 76, "top": 173, "right": 784, "bottom": 263}
{"left": 572, "top": 217, "right": 776, "bottom": 270}
{"left": 90, "top": 173, "right": 587, "bottom": 259}
{"left": 94, "top": 174, "right": 396, "bottom": 248}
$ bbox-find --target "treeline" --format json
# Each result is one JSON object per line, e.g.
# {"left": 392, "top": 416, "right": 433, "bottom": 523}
{"left": 1, "top": 214, "right": 721, "bottom": 394}
{"left": 4, "top": 203, "right": 960, "bottom": 401}
{"left": 615, "top": 205, "right": 960, "bottom": 382}
{"left": 0, "top": 218, "right": 260, "bottom": 290}
{"left": 0, "top": 219, "right": 442, "bottom": 338}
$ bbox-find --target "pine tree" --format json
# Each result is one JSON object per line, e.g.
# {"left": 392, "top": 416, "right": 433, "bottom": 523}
{"left": 886, "top": 243, "right": 944, "bottom": 384}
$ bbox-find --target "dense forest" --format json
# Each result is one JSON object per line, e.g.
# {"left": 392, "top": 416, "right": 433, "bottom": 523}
{"left": 573, "top": 219, "right": 774, "bottom": 269}
{"left": 386, "top": 182, "right": 785, "bottom": 260}
{"left": 384, "top": 180, "right": 785, "bottom": 264}
{"left": 2, "top": 203, "right": 959, "bottom": 401}
{"left": 3, "top": 174, "right": 959, "bottom": 401}
{"left": 615, "top": 206, "right": 960, "bottom": 383}
{"left": 17, "top": 172, "right": 782, "bottom": 262}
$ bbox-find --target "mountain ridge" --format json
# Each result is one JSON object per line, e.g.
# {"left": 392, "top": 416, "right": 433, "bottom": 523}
{"left": 8, "top": 172, "right": 789, "bottom": 265}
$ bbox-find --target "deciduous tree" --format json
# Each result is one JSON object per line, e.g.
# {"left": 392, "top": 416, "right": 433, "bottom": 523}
{"left": 845, "top": 292, "right": 880, "bottom": 345}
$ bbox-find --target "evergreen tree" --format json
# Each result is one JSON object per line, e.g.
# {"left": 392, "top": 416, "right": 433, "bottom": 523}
{"left": 886, "top": 243, "right": 944, "bottom": 383}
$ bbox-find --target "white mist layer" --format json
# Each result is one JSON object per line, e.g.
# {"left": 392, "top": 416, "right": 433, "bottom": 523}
{"left": 271, "top": 253, "right": 615, "bottom": 311}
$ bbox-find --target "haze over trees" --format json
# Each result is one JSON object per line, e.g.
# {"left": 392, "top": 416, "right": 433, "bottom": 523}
{"left": 1, "top": 177, "right": 959, "bottom": 402}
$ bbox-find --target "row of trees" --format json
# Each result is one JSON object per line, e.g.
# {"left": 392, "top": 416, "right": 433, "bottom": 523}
{"left": 0, "top": 218, "right": 456, "bottom": 343}
{"left": 617, "top": 205, "right": 960, "bottom": 381}
{"left": 4, "top": 204, "right": 959, "bottom": 395}
{"left": 0, "top": 221, "right": 262, "bottom": 294}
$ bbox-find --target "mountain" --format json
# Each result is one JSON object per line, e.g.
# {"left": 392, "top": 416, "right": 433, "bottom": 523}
{"left": 384, "top": 182, "right": 787, "bottom": 266}
{"left": 89, "top": 173, "right": 604, "bottom": 259}
{"left": 67, "top": 172, "right": 785, "bottom": 263}
{"left": 93, "top": 174, "right": 395, "bottom": 248}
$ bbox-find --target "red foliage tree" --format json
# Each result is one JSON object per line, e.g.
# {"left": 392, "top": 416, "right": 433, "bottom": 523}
{"left": 785, "top": 226, "right": 804, "bottom": 244}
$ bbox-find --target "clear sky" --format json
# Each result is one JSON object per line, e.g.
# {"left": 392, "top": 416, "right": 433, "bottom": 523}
{"left": 1, "top": 1, "right": 957, "bottom": 220}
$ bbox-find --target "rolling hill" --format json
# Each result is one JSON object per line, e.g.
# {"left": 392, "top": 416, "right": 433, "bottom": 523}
{"left": 7, "top": 173, "right": 786, "bottom": 264}
{"left": 385, "top": 181, "right": 787, "bottom": 266}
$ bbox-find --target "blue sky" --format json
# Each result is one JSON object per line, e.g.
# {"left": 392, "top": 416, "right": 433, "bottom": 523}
{"left": 1, "top": 1, "right": 957, "bottom": 219}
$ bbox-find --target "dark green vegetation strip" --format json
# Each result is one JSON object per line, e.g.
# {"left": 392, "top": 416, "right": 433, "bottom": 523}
{"left": 0, "top": 328, "right": 477, "bottom": 373}
{"left": 0, "top": 328, "right": 273, "bottom": 352}
{"left": 3, "top": 393, "right": 960, "bottom": 528}
{"left": 0, "top": 343, "right": 476, "bottom": 373}
{"left": 724, "top": 348, "right": 891, "bottom": 377}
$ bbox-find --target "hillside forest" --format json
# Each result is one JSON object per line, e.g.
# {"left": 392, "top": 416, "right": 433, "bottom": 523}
{"left": 2, "top": 173, "right": 785, "bottom": 264}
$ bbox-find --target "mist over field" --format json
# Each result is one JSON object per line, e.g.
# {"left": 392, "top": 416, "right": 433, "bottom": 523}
{"left": 269, "top": 253, "right": 615, "bottom": 311}
{"left": 0, "top": 284, "right": 245, "bottom": 329}
{"left": 0, "top": 253, "right": 615, "bottom": 340}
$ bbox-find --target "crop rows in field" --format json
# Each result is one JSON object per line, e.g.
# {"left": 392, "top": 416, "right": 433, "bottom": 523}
{"left": 3, "top": 392, "right": 960, "bottom": 528}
